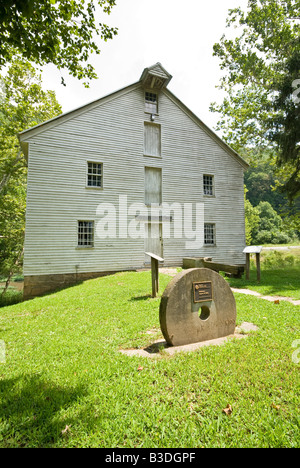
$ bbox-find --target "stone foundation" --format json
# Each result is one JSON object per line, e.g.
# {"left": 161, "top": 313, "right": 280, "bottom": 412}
{"left": 23, "top": 271, "right": 120, "bottom": 300}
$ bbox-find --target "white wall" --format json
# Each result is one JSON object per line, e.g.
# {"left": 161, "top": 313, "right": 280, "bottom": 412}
{"left": 23, "top": 84, "right": 246, "bottom": 277}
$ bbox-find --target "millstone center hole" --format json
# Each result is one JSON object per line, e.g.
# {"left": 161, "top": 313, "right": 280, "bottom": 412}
{"left": 199, "top": 305, "right": 210, "bottom": 321}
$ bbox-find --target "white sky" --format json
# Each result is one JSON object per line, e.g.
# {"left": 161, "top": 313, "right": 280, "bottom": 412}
{"left": 42, "top": 0, "right": 249, "bottom": 132}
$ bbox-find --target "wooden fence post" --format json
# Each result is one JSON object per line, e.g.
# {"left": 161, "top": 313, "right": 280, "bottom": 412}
{"left": 246, "top": 253, "right": 250, "bottom": 280}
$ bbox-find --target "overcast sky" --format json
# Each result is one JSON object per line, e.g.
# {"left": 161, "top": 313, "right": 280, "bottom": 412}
{"left": 42, "top": 0, "right": 249, "bottom": 132}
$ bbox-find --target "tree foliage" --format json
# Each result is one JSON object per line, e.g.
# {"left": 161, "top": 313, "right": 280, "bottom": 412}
{"left": 244, "top": 187, "right": 298, "bottom": 245}
{"left": 0, "top": 0, "right": 118, "bottom": 86}
{"left": 244, "top": 187, "right": 260, "bottom": 245}
{"left": 243, "top": 155, "right": 300, "bottom": 215}
{"left": 211, "top": 0, "right": 300, "bottom": 201}
{"left": 268, "top": 43, "right": 300, "bottom": 200}
{"left": 253, "top": 201, "right": 294, "bottom": 244}
{"left": 0, "top": 59, "right": 62, "bottom": 283}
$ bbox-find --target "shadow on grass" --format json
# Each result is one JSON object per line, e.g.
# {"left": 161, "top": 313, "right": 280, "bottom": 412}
{"left": 130, "top": 294, "right": 152, "bottom": 301}
{"left": 144, "top": 341, "right": 169, "bottom": 354}
{"left": 0, "top": 375, "right": 87, "bottom": 447}
{"left": 18, "top": 271, "right": 124, "bottom": 305}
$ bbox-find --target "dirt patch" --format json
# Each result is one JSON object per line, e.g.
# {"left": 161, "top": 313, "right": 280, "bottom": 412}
{"left": 159, "top": 268, "right": 178, "bottom": 277}
{"left": 120, "top": 322, "right": 258, "bottom": 358}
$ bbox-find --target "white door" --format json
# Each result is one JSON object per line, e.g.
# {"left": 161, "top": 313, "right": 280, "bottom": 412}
{"left": 144, "top": 167, "right": 163, "bottom": 263}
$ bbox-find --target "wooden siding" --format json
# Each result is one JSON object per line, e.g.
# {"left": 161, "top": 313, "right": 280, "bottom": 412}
{"left": 148, "top": 63, "right": 170, "bottom": 80}
{"left": 22, "top": 84, "right": 246, "bottom": 277}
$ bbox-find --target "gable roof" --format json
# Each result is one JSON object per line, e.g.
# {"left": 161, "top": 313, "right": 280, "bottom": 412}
{"left": 164, "top": 88, "right": 249, "bottom": 170}
{"left": 19, "top": 80, "right": 140, "bottom": 152}
{"left": 140, "top": 62, "right": 173, "bottom": 89}
{"left": 19, "top": 63, "right": 248, "bottom": 170}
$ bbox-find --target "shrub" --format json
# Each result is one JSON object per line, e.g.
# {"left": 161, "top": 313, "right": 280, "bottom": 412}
{"left": 252, "top": 201, "right": 292, "bottom": 244}
{"left": 284, "top": 254, "right": 295, "bottom": 266}
{"left": 255, "top": 230, "right": 273, "bottom": 244}
{"left": 262, "top": 250, "right": 299, "bottom": 269}
{"left": 0, "top": 288, "right": 23, "bottom": 307}
{"left": 270, "top": 231, "right": 291, "bottom": 244}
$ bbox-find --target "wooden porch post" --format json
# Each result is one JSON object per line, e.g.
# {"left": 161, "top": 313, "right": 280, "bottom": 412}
{"left": 246, "top": 253, "right": 250, "bottom": 280}
{"left": 243, "top": 246, "right": 262, "bottom": 282}
{"left": 151, "top": 257, "right": 159, "bottom": 298}
{"left": 256, "top": 252, "right": 261, "bottom": 283}
{"left": 146, "top": 252, "right": 164, "bottom": 298}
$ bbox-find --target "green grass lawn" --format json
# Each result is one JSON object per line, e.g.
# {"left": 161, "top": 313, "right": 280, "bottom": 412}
{"left": 227, "top": 267, "right": 300, "bottom": 299}
{"left": 227, "top": 248, "right": 300, "bottom": 300}
{"left": 0, "top": 270, "right": 299, "bottom": 448}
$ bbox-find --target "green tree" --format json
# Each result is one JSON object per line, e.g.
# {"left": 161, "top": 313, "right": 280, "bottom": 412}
{"left": 211, "top": 0, "right": 300, "bottom": 200}
{"left": 257, "top": 201, "right": 282, "bottom": 231}
{"left": 253, "top": 201, "right": 293, "bottom": 244}
{"left": 244, "top": 188, "right": 260, "bottom": 245}
{"left": 0, "top": 59, "right": 62, "bottom": 292}
{"left": 244, "top": 158, "right": 290, "bottom": 211}
{"left": 268, "top": 44, "right": 300, "bottom": 200}
{"left": 0, "top": 0, "right": 118, "bottom": 86}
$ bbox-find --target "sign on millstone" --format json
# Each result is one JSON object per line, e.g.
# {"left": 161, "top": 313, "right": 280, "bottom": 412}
{"left": 159, "top": 268, "right": 237, "bottom": 346}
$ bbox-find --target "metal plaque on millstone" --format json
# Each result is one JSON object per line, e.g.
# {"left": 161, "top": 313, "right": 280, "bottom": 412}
{"left": 159, "top": 268, "right": 237, "bottom": 346}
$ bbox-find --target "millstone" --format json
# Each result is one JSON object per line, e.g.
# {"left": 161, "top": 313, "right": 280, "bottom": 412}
{"left": 159, "top": 268, "right": 237, "bottom": 346}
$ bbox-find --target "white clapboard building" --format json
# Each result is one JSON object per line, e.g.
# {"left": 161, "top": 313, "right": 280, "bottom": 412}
{"left": 19, "top": 63, "right": 249, "bottom": 299}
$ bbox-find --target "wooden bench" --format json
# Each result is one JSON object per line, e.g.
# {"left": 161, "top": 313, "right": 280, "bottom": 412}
{"left": 183, "top": 257, "right": 245, "bottom": 279}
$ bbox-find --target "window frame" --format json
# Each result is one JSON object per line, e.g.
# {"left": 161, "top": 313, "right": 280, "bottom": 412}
{"left": 144, "top": 166, "right": 162, "bottom": 207}
{"left": 144, "top": 122, "right": 161, "bottom": 158}
{"left": 86, "top": 161, "right": 103, "bottom": 189}
{"left": 204, "top": 223, "right": 216, "bottom": 246}
{"left": 145, "top": 91, "right": 158, "bottom": 115}
{"left": 203, "top": 174, "right": 215, "bottom": 197}
{"left": 77, "top": 220, "right": 95, "bottom": 249}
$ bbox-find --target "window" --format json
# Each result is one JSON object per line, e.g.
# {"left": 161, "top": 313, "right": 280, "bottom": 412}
{"left": 87, "top": 162, "right": 102, "bottom": 188}
{"left": 78, "top": 221, "right": 94, "bottom": 247}
{"left": 145, "top": 92, "right": 158, "bottom": 114}
{"left": 144, "top": 123, "right": 161, "bottom": 157}
{"left": 203, "top": 175, "right": 214, "bottom": 196}
{"left": 204, "top": 223, "right": 216, "bottom": 245}
{"left": 144, "top": 167, "right": 162, "bottom": 205}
